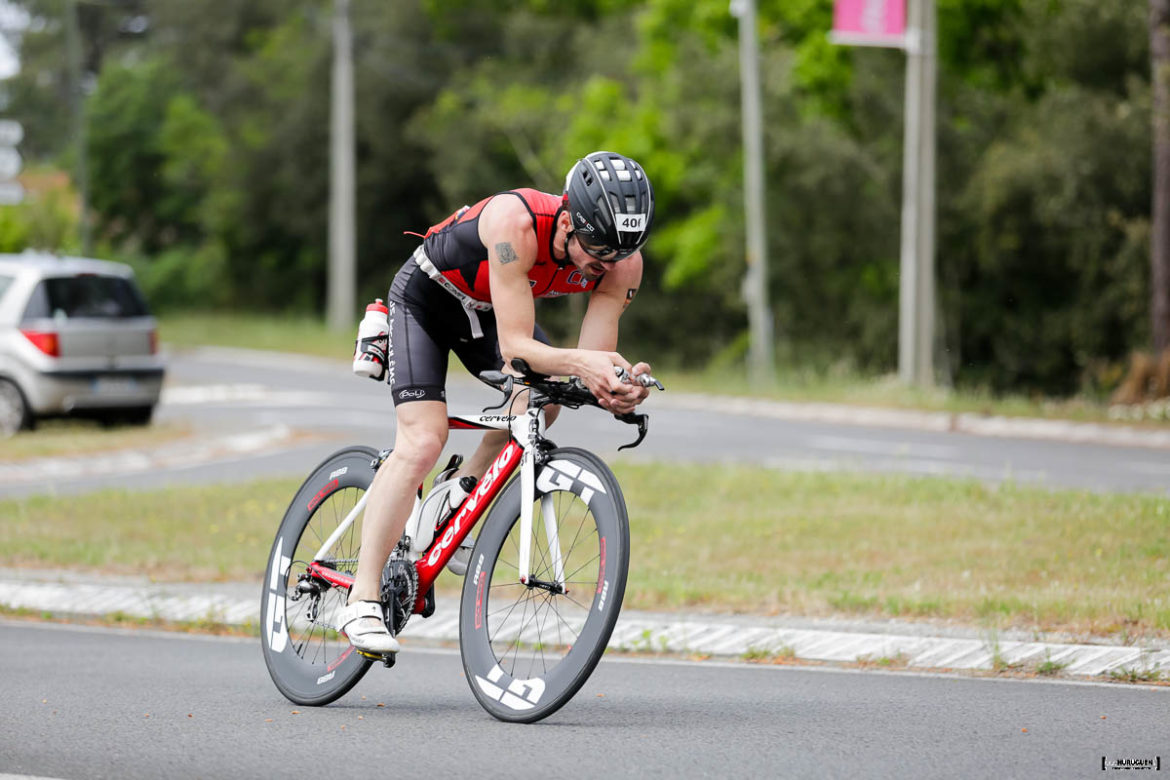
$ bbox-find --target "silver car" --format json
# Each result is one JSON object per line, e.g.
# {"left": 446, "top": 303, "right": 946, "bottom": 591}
{"left": 0, "top": 252, "right": 165, "bottom": 435}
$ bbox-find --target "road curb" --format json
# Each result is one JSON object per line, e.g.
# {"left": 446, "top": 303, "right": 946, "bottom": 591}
{"left": 656, "top": 394, "right": 1170, "bottom": 450}
{"left": 3, "top": 574, "right": 1165, "bottom": 681}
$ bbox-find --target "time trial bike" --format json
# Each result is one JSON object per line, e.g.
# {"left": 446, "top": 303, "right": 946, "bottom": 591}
{"left": 259, "top": 360, "right": 662, "bottom": 722}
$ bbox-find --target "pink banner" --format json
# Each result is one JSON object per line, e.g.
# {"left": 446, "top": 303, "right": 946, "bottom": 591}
{"left": 831, "top": 0, "right": 906, "bottom": 48}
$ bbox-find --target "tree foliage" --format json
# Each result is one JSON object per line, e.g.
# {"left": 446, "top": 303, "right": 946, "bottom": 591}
{"left": 0, "top": 0, "right": 1158, "bottom": 394}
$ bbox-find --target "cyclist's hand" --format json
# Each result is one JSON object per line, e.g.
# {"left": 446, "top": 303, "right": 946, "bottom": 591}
{"left": 617, "top": 361, "right": 653, "bottom": 411}
{"left": 576, "top": 350, "right": 637, "bottom": 412}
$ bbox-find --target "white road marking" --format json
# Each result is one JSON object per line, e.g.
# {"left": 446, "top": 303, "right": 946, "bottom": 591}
{"left": 161, "top": 384, "right": 334, "bottom": 408}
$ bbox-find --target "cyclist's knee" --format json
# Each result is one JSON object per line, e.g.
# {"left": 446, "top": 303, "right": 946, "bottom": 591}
{"left": 392, "top": 403, "right": 449, "bottom": 478}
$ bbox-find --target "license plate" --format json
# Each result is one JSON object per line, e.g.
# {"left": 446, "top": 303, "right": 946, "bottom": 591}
{"left": 92, "top": 377, "right": 138, "bottom": 395}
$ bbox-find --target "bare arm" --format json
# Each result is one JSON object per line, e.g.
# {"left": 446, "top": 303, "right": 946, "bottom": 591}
{"left": 578, "top": 255, "right": 651, "bottom": 413}
{"left": 577, "top": 252, "right": 643, "bottom": 352}
{"left": 480, "top": 197, "right": 633, "bottom": 408}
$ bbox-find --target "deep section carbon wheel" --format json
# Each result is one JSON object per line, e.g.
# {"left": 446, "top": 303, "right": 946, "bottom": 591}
{"left": 459, "top": 448, "right": 630, "bottom": 723}
{"left": 261, "top": 446, "right": 378, "bottom": 706}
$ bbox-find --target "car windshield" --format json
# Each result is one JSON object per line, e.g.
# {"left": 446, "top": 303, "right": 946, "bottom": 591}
{"left": 22, "top": 275, "right": 149, "bottom": 320}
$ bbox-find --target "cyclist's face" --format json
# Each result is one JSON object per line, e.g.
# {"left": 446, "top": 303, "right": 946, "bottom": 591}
{"left": 571, "top": 233, "right": 624, "bottom": 279}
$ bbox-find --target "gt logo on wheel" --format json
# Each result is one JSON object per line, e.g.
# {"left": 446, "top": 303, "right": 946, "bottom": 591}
{"left": 474, "top": 664, "right": 546, "bottom": 711}
{"left": 266, "top": 538, "right": 291, "bottom": 653}
{"left": 537, "top": 460, "right": 607, "bottom": 505}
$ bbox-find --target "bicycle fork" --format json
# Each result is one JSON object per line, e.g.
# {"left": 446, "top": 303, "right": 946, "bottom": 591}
{"left": 515, "top": 407, "right": 567, "bottom": 592}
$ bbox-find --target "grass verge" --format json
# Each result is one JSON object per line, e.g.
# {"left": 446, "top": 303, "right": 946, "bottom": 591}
{"left": 0, "top": 604, "right": 257, "bottom": 637}
{"left": 157, "top": 311, "right": 1137, "bottom": 424}
{"left": 159, "top": 311, "right": 353, "bottom": 362}
{"left": 3, "top": 462, "right": 1170, "bottom": 640}
{"left": 2, "top": 420, "right": 194, "bottom": 462}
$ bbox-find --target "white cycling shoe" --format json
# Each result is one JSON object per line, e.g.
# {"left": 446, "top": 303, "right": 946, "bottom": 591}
{"left": 338, "top": 600, "right": 400, "bottom": 655}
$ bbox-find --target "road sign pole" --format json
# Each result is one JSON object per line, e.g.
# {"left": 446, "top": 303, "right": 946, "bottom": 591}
{"left": 327, "top": 0, "right": 356, "bottom": 332}
{"left": 66, "top": 0, "right": 92, "bottom": 254}
{"left": 897, "top": 0, "right": 936, "bottom": 387}
{"left": 732, "top": 0, "right": 775, "bottom": 386}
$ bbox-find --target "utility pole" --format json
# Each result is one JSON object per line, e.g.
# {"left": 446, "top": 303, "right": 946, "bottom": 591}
{"left": 64, "top": 0, "right": 91, "bottom": 255}
{"left": 731, "top": 0, "right": 775, "bottom": 385}
{"left": 1152, "top": 0, "right": 1170, "bottom": 354}
{"left": 897, "top": 0, "right": 937, "bottom": 386}
{"left": 327, "top": 0, "right": 356, "bottom": 331}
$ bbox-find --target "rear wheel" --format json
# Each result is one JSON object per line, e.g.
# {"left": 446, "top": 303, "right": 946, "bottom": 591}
{"left": 261, "top": 446, "right": 379, "bottom": 706}
{"left": 459, "top": 448, "right": 630, "bottom": 723}
{"left": 0, "top": 378, "right": 31, "bottom": 437}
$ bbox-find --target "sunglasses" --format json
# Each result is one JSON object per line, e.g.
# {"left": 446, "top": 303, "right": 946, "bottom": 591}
{"left": 574, "top": 233, "right": 634, "bottom": 263}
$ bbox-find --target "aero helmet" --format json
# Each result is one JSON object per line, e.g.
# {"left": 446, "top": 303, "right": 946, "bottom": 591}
{"left": 563, "top": 151, "right": 654, "bottom": 260}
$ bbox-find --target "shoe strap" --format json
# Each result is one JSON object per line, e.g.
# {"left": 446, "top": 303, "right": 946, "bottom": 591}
{"left": 349, "top": 600, "right": 384, "bottom": 621}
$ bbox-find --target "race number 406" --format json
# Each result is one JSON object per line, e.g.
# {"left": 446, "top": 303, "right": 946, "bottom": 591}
{"left": 618, "top": 214, "right": 646, "bottom": 233}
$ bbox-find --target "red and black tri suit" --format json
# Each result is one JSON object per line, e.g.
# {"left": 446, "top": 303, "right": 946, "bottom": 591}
{"left": 386, "top": 189, "right": 598, "bottom": 405}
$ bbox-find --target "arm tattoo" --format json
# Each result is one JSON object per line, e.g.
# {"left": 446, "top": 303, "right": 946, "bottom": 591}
{"left": 495, "top": 242, "right": 519, "bottom": 265}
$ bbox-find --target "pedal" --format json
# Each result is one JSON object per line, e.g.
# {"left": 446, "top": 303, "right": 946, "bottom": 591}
{"left": 356, "top": 648, "right": 398, "bottom": 668}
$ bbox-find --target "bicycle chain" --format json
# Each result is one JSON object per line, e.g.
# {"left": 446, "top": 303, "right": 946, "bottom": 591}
{"left": 381, "top": 556, "right": 418, "bottom": 635}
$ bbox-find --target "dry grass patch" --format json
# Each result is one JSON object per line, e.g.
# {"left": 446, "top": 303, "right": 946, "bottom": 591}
{"left": 3, "top": 420, "right": 194, "bottom": 461}
{"left": 0, "top": 478, "right": 300, "bottom": 581}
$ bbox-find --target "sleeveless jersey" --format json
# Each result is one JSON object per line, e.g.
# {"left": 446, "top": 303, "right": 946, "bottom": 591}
{"left": 420, "top": 189, "right": 599, "bottom": 304}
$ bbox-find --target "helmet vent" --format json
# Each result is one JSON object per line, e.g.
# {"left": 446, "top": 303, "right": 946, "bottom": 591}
{"left": 566, "top": 150, "right": 654, "bottom": 254}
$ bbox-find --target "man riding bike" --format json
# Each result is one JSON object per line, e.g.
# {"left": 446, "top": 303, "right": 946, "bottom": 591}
{"left": 338, "top": 151, "right": 657, "bottom": 654}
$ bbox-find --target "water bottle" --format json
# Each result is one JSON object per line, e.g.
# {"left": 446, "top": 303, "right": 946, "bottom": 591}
{"left": 407, "top": 473, "right": 478, "bottom": 555}
{"left": 352, "top": 299, "right": 390, "bottom": 379}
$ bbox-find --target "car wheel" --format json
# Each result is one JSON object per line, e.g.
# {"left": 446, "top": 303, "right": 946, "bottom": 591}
{"left": 0, "top": 379, "right": 30, "bottom": 437}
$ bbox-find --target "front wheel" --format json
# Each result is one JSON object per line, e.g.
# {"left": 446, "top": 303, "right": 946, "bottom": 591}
{"left": 459, "top": 448, "right": 630, "bottom": 723}
{"left": 261, "top": 446, "right": 378, "bottom": 706}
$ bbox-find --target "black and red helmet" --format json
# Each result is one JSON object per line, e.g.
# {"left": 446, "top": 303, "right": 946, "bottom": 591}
{"left": 563, "top": 151, "right": 655, "bottom": 260}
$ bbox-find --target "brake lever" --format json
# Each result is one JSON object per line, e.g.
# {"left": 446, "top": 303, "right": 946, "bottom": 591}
{"left": 478, "top": 371, "right": 515, "bottom": 412}
{"left": 616, "top": 412, "right": 649, "bottom": 451}
{"left": 511, "top": 357, "right": 550, "bottom": 382}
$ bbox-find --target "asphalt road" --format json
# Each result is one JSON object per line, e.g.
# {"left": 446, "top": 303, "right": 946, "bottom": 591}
{"left": 7, "top": 345, "right": 1166, "bottom": 498}
{"left": 2, "top": 621, "right": 1166, "bottom": 779}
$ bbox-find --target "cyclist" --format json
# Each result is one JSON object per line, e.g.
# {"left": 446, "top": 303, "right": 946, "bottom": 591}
{"left": 338, "top": 151, "right": 657, "bottom": 654}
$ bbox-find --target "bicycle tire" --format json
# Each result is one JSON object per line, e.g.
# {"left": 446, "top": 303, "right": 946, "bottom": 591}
{"left": 459, "top": 447, "right": 630, "bottom": 723}
{"left": 261, "top": 446, "right": 378, "bottom": 706}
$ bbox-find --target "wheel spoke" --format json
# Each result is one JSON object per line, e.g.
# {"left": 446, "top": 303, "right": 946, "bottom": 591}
{"left": 460, "top": 455, "right": 628, "bottom": 721}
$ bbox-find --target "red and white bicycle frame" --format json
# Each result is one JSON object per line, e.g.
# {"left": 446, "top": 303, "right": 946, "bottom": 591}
{"left": 304, "top": 404, "right": 563, "bottom": 612}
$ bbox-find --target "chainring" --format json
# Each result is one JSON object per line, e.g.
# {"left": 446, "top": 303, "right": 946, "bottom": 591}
{"left": 380, "top": 555, "right": 418, "bottom": 635}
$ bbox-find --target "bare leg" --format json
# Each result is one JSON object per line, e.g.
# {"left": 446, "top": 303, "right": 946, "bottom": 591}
{"left": 349, "top": 400, "right": 449, "bottom": 604}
